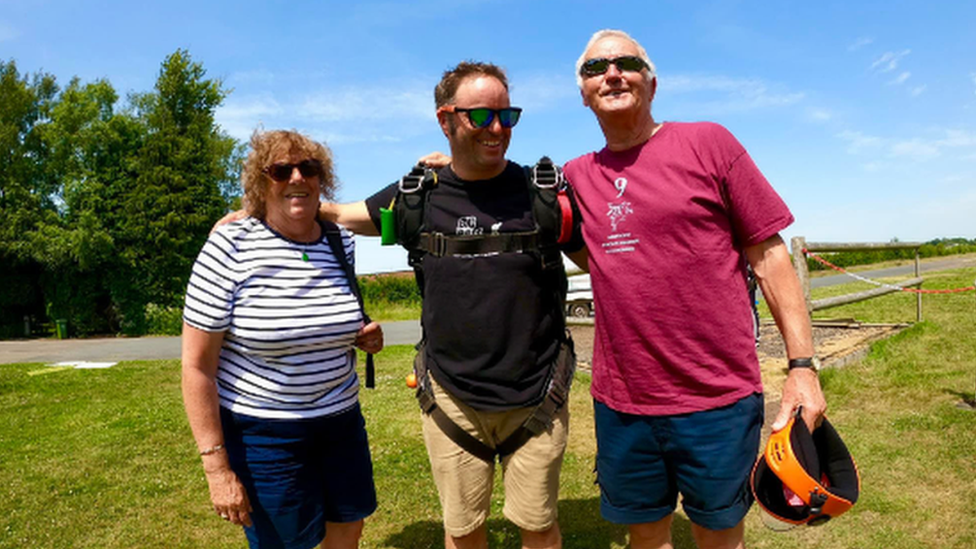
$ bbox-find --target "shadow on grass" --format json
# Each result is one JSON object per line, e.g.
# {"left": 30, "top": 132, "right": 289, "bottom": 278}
{"left": 380, "top": 497, "right": 699, "bottom": 548}
{"left": 942, "top": 387, "right": 976, "bottom": 409}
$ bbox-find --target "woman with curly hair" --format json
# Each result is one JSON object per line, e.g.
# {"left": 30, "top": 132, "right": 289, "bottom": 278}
{"left": 181, "top": 129, "right": 383, "bottom": 549}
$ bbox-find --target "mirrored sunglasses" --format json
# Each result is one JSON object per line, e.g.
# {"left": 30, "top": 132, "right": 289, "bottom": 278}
{"left": 443, "top": 106, "right": 523, "bottom": 129}
{"left": 263, "top": 160, "right": 321, "bottom": 182}
{"left": 580, "top": 55, "right": 649, "bottom": 77}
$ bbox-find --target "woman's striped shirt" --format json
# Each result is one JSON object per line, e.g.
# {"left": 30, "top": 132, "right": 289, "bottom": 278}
{"left": 183, "top": 217, "right": 363, "bottom": 420}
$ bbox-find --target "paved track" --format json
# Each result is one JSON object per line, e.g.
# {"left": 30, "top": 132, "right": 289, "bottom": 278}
{"left": 809, "top": 255, "right": 976, "bottom": 288}
{"left": 4, "top": 255, "right": 972, "bottom": 365}
{"left": 0, "top": 321, "right": 422, "bottom": 365}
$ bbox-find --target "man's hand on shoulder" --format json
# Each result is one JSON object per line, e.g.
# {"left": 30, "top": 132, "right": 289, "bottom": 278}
{"left": 211, "top": 210, "right": 248, "bottom": 234}
{"left": 419, "top": 151, "right": 450, "bottom": 169}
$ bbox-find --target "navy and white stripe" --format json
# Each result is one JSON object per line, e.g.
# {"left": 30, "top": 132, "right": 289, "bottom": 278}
{"left": 184, "top": 217, "right": 363, "bottom": 419}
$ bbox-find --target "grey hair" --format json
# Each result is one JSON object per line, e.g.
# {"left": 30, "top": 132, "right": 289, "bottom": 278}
{"left": 575, "top": 29, "right": 656, "bottom": 89}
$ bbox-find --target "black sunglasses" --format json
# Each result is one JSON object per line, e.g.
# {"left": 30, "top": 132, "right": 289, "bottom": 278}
{"left": 580, "top": 55, "right": 649, "bottom": 77}
{"left": 263, "top": 160, "right": 321, "bottom": 182}
{"left": 441, "top": 106, "right": 523, "bottom": 129}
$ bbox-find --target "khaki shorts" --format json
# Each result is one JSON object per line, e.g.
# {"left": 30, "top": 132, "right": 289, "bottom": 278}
{"left": 421, "top": 375, "right": 569, "bottom": 537}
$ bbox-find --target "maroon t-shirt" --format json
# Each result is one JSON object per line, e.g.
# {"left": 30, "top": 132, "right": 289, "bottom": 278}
{"left": 564, "top": 122, "right": 793, "bottom": 415}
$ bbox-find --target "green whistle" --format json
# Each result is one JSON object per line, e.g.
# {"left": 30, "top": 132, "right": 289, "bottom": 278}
{"left": 380, "top": 208, "right": 396, "bottom": 245}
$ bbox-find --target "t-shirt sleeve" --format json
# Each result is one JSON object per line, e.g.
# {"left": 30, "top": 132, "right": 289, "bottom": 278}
{"left": 711, "top": 125, "right": 794, "bottom": 247}
{"left": 363, "top": 182, "right": 400, "bottom": 234}
{"left": 183, "top": 228, "right": 241, "bottom": 332}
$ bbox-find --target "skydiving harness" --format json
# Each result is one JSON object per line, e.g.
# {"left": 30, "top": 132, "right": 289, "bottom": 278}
{"left": 382, "top": 157, "right": 577, "bottom": 462}
{"left": 321, "top": 221, "right": 375, "bottom": 389}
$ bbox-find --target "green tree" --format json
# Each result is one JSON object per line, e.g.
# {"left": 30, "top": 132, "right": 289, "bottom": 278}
{"left": 0, "top": 60, "right": 59, "bottom": 336}
{"left": 112, "top": 49, "right": 237, "bottom": 332}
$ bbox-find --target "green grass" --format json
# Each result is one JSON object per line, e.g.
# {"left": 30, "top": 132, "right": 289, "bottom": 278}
{"left": 2, "top": 268, "right": 975, "bottom": 548}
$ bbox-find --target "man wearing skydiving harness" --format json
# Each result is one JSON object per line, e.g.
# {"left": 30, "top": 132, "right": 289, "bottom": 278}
{"left": 318, "top": 61, "right": 585, "bottom": 549}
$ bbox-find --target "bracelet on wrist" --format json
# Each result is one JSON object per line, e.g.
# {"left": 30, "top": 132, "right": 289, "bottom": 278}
{"left": 199, "top": 444, "right": 225, "bottom": 456}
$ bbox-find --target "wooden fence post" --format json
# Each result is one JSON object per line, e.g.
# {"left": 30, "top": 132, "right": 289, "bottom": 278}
{"left": 791, "top": 236, "right": 811, "bottom": 316}
{"left": 915, "top": 249, "right": 922, "bottom": 322}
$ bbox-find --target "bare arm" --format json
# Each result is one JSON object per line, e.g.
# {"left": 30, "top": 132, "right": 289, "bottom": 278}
{"left": 181, "top": 323, "right": 252, "bottom": 526}
{"left": 317, "top": 201, "right": 378, "bottom": 236}
{"left": 744, "top": 234, "right": 825, "bottom": 433}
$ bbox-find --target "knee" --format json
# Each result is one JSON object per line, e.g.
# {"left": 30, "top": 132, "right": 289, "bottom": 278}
{"left": 520, "top": 522, "right": 561, "bottom": 549}
{"left": 629, "top": 515, "right": 673, "bottom": 548}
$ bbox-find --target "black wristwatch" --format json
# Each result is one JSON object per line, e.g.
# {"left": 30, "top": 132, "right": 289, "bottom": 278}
{"left": 788, "top": 357, "right": 821, "bottom": 372}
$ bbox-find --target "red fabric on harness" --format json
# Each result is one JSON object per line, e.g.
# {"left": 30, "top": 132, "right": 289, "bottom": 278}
{"left": 557, "top": 191, "right": 572, "bottom": 244}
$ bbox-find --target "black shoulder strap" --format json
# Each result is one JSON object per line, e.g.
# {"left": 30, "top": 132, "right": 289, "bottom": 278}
{"left": 526, "top": 156, "right": 565, "bottom": 272}
{"left": 393, "top": 165, "right": 438, "bottom": 296}
{"left": 321, "top": 221, "right": 375, "bottom": 389}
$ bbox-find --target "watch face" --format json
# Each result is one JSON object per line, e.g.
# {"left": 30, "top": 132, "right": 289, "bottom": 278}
{"left": 812, "top": 357, "right": 822, "bottom": 372}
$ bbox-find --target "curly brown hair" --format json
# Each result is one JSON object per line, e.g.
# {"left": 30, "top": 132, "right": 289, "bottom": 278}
{"left": 241, "top": 129, "right": 337, "bottom": 219}
{"left": 434, "top": 61, "right": 509, "bottom": 108}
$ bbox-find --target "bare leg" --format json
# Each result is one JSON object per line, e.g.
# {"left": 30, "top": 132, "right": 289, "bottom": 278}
{"left": 320, "top": 520, "right": 363, "bottom": 549}
{"left": 629, "top": 514, "right": 673, "bottom": 549}
{"left": 520, "top": 522, "right": 561, "bottom": 549}
{"left": 690, "top": 520, "right": 745, "bottom": 549}
{"left": 445, "top": 524, "right": 488, "bottom": 549}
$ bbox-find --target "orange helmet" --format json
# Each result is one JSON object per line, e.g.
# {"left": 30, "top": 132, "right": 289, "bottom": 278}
{"left": 750, "top": 409, "right": 860, "bottom": 529}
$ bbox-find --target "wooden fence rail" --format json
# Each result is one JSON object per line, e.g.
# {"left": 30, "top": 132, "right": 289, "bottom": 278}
{"left": 790, "top": 237, "right": 925, "bottom": 321}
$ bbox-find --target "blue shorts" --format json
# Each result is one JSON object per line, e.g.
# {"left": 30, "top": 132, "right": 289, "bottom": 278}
{"left": 593, "top": 393, "right": 764, "bottom": 531}
{"left": 221, "top": 404, "right": 377, "bottom": 549}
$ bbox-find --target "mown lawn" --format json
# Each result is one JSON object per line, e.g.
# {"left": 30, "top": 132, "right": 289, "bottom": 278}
{"left": 1, "top": 267, "right": 974, "bottom": 548}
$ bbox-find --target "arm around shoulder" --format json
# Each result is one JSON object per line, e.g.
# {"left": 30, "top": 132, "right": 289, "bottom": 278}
{"left": 319, "top": 201, "right": 378, "bottom": 236}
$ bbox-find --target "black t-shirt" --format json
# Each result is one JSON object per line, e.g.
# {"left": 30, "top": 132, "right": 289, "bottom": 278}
{"left": 365, "top": 161, "right": 582, "bottom": 411}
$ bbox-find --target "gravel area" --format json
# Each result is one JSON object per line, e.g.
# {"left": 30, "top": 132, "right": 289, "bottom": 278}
{"left": 569, "top": 322, "right": 903, "bottom": 371}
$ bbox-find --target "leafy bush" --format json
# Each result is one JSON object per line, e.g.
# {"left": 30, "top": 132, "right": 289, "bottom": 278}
{"left": 145, "top": 303, "right": 183, "bottom": 335}
{"left": 359, "top": 272, "right": 421, "bottom": 307}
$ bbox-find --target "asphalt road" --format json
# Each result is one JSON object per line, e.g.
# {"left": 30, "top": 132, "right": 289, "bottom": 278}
{"left": 809, "top": 255, "right": 976, "bottom": 288}
{"left": 0, "top": 321, "right": 422, "bottom": 365}
{"left": 4, "top": 255, "right": 971, "bottom": 365}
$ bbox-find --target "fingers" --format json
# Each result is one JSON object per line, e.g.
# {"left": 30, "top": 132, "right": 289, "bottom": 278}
{"left": 355, "top": 322, "right": 384, "bottom": 354}
{"left": 772, "top": 368, "right": 826, "bottom": 432}
{"left": 208, "top": 469, "right": 252, "bottom": 527}
{"left": 210, "top": 210, "right": 247, "bottom": 234}
{"left": 418, "top": 151, "right": 451, "bottom": 168}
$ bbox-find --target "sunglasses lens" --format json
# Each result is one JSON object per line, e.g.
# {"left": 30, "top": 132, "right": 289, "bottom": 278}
{"left": 268, "top": 165, "right": 292, "bottom": 181}
{"left": 615, "top": 56, "right": 646, "bottom": 72}
{"left": 466, "top": 108, "right": 494, "bottom": 128}
{"left": 498, "top": 108, "right": 521, "bottom": 128}
{"left": 297, "top": 160, "right": 320, "bottom": 178}
{"left": 582, "top": 58, "right": 610, "bottom": 75}
{"left": 267, "top": 161, "right": 319, "bottom": 181}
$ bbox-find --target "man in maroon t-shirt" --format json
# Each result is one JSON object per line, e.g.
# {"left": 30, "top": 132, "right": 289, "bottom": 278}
{"left": 565, "top": 29, "right": 826, "bottom": 549}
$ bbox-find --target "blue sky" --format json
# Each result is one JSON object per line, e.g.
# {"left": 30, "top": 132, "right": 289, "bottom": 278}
{"left": 3, "top": 0, "right": 975, "bottom": 273}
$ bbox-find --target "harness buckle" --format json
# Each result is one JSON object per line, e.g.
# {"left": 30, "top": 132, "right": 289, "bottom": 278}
{"left": 532, "top": 157, "right": 564, "bottom": 190}
{"left": 398, "top": 164, "right": 434, "bottom": 194}
{"left": 426, "top": 233, "right": 448, "bottom": 257}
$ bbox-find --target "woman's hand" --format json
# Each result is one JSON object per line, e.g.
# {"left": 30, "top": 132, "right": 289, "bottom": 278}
{"left": 355, "top": 321, "right": 384, "bottom": 354}
{"left": 204, "top": 459, "right": 253, "bottom": 527}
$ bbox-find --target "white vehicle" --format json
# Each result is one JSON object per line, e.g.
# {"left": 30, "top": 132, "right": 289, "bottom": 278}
{"left": 566, "top": 273, "right": 594, "bottom": 318}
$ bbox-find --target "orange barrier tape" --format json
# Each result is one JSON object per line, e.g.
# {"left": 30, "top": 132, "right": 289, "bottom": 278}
{"left": 802, "top": 249, "right": 975, "bottom": 294}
